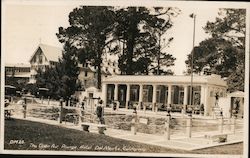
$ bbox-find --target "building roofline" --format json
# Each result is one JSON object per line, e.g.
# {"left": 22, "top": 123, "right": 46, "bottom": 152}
{"left": 103, "top": 74, "right": 227, "bottom": 87}
{"left": 5, "top": 63, "right": 31, "bottom": 68}
{"left": 29, "top": 44, "right": 62, "bottom": 63}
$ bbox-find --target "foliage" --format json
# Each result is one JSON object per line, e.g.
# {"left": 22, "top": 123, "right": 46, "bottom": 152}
{"left": 185, "top": 9, "right": 246, "bottom": 92}
{"left": 58, "top": 42, "right": 80, "bottom": 100}
{"left": 226, "top": 64, "right": 245, "bottom": 92}
{"left": 57, "top": 6, "right": 116, "bottom": 89}
{"left": 35, "top": 42, "right": 80, "bottom": 100}
{"left": 24, "top": 83, "right": 39, "bottom": 96}
{"left": 113, "top": 7, "right": 179, "bottom": 75}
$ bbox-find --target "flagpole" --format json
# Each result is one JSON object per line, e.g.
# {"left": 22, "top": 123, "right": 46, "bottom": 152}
{"left": 190, "top": 14, "right": 196, "bottom": 106}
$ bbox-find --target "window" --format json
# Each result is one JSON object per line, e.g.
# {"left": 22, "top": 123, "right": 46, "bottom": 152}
{"left": 143, "top": 90, "right": 149, "bottom": 102}
{"left": 130, "top": 89, "right": 138, "bottom": 101}
{"left": 193, "top": 92, "right": 200, "bottom": 105}
{"left": 156, "top": 90, "right": 161, "bottom": 103}
{"left": 113, "top": 69, "right": 116, "bottom": 73}
{"left": 120, "top": 89, "right": 125, "bottom": 102}
{"left": 85, "top": 71, "right": 88, "bottom": 77}
{"left": 39, "top": 55, "right": 43, "bottom": 63}
{"left": 130, "top": 85, "right": 139, "bottom": 102}
{"left": 179, "top": 91, "right": 184, "bottom": 105}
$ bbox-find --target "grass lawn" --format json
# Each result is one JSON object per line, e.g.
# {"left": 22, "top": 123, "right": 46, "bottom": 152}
{"left": 194, "top": 143, "right": 243, "bottom": 155}
{"left": 4, "top": 119, "right": 243, "bottom": 155}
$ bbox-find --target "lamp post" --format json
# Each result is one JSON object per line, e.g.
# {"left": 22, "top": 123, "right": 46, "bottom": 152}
{"left": 189, "top": 13, "right": 196, "bottom": 106}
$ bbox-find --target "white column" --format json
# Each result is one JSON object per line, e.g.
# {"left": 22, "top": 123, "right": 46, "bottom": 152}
{"left": 139, "top": 84, "right": 143, "bottom": 110}
{"left": 200, "top": 85, "right": 205, "bottom": 105}
{"left": 183, "top": 85, "right": 188, "bottom": 113}
{"left": 102, "top": 83, "right": 107, "bottom": 106}
{"left": 126, "top": 84, "right": 130, "bottom": 109}
{"left": 204, "top": 86, "right": 209, "bottom": 116}
{"left": 167, "top": 85, "right": 172, "bottom": 105}
{"left": 152, "top": 85, "right": 157, "bottom": 112}
{"left": 114, "top": 84, "right": 118, "bottom": 101}
{"left": 184, "top": 85, "right": 188, "bottom": 106}
{"left": 240, "top": 97, "right": 244, "bottom": 117}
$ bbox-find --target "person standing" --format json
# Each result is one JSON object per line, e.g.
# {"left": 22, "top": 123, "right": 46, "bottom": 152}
{"left": 79, "top": 101, "right": 85, "bottom": 122}
{"left": 215, "top": 92, "right": 219, "bottom": 107}
{"left": 96, "top": 100, "right": 105, "bottom": 124}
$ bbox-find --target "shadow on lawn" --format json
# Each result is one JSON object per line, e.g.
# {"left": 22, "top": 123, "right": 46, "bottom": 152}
{"left": 4, "top": 118, "right": 243, "bottom": 155}
{"left": 4, "top": 119, "right": 189, "bottom": 153}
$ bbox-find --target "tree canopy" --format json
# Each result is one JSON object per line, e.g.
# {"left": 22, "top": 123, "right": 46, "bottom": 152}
{"left": 34, "top": 6, "right": 181, "bottom": 100}
{"left": 35, "top": 42, "right": 80, "bottom": 100}
{"left": 57, "top": 6, "right": 116, "bottom": 89}
{"left": 113, "top": 7, "right": 179, "bottom": 75}
{"left": 185, "top": 9, "right": 246, "bottom": 92}
{"left": 55, "top": 6, "right": 180, "bottom": 92}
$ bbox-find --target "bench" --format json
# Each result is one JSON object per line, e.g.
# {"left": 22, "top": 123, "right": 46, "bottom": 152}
{"left": 81, "top": 122, "right": 107, "bottom": 134}
{"left": 204, "top": 133, "right": 227, "bottom": 143}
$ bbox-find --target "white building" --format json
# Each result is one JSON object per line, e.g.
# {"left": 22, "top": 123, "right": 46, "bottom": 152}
{"left": 29, "top": 44, "right": 62, "bottom": 83}
{"left": 29, "top": 44, "right": 120, "bottom": 88}
{"left": 218, "top": 91, "right": 244, "bottom": 118}
{"left": 102, "top": 74, "right": 227, "bottom": 116}
{"left": 5, "top": 63, "right": 31, "bottom": 79}
{"left": 78, "top": 58, "right": 120, "bottom": 89}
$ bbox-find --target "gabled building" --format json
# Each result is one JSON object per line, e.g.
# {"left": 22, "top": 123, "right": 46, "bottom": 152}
{"left": 29, "top": 44, "right": 62, "bottom": 83}
{"left": 29, "top": 44, "right": 120, "bottom": 89}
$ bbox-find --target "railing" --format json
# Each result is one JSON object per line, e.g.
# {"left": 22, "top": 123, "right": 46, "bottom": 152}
{"left": 6, "top": 100, "right": 243, "bottom": 140}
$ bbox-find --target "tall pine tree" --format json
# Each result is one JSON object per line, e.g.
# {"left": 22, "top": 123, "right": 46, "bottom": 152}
{"left": 113, "top": 7, "right": 179, "bottom": 75}
{"left": 57, "top": 6, "right": 116, "bottom": 89}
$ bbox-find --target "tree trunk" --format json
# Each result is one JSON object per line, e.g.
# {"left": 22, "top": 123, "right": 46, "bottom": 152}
{"left": 97, "top": 62, "right": 102, "bottom": 90}
{"left": 97, "top": 50, "right": 102, "bottom": 90}
{"left": 126, "top": 8, "right": 137, "bottom": 75}
{"left": 126, "top": 36, "right": 134, "bottom": 75}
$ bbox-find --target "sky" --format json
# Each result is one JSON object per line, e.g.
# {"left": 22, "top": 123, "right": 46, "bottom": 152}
{"left": 2, "top": 0, "right": 247, "bottom": 75}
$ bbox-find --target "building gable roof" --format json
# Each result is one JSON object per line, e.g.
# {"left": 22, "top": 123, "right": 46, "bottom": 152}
{"left": 29, "top": 44, "right": 62, "bottom": 63}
